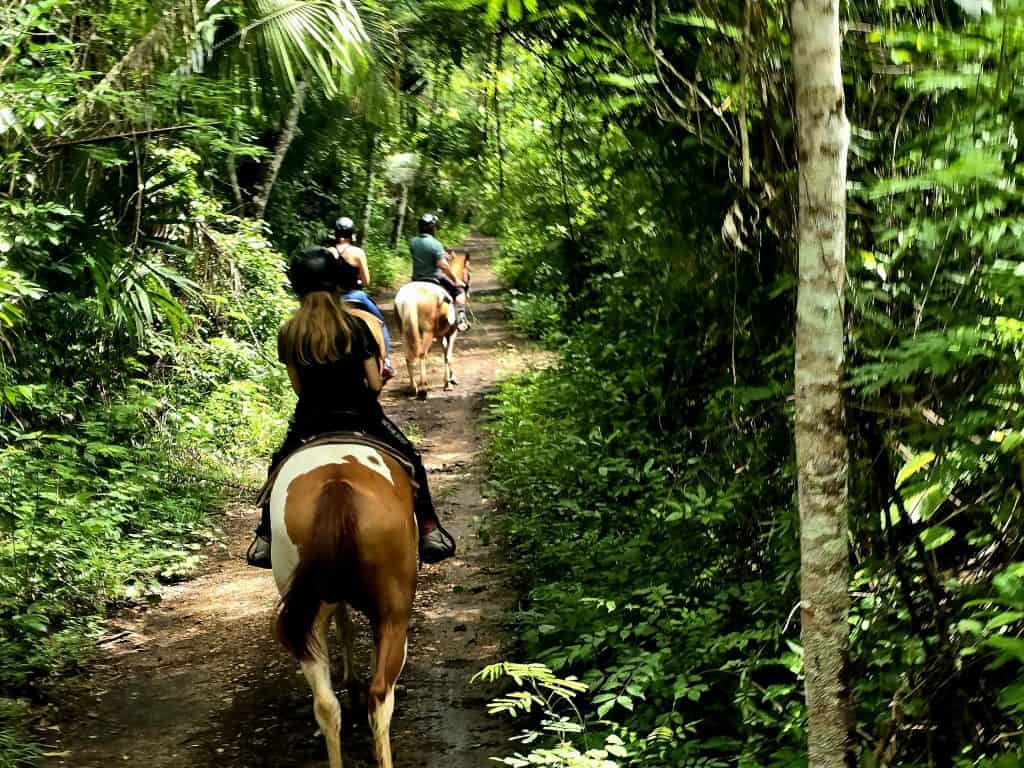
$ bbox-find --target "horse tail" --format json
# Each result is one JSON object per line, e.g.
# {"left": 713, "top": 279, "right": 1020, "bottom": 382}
{"left": 396, "top": 290, "right": 422, "bottom": 357}
{"left": 276, "top": 480, "right": 359, "bottom": 660}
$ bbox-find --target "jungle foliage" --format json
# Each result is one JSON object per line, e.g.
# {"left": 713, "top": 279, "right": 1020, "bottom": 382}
{"left": 3, "top": 0, "right": 1024, "bottom": 766}
{"left": 480, "top": 0, "right": 1024, "bottom": 766}
{"left": 0, "top": 0, "right": 469, "bottom": 759}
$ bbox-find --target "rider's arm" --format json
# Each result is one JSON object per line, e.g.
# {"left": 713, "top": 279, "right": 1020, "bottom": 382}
{"left": 363, "top": 357, "right": 382, "bottom": 394}
{"left": 287, "top": 366, "right": 302, "bottom": 396}
{"left": 437, "top": 252, "right": 460, "bottom": 284}
{"left": 354, "top": 250, "right": 370, "bottom": 286}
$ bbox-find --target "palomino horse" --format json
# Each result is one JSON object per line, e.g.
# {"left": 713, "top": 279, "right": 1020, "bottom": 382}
{"left": 348, "top": 307, "right": 387, "bottom": 379}
{"left": 393, "top": 252, "right": 470, "bottom": 399}
{"left": 272, "top": 442, "right": 418, "bottom": 768}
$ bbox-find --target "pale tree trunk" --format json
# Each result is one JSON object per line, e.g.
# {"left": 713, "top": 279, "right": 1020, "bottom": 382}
{"left": 252, "top": 80, "right": 309, "bottom": 219}
{"left": 226, "top": 153, "right": 244, "bottom": 210}
{"left": 791, "top": 1, "right": 853, "bottom": 767}
{"left": 361, "top": 132, "right": 378, "bottom": 240}
{"left": 738, "top": 0, "right": 752, "bottom": 189}
{"left": 391, "top": 183, "right": 409, "bottom": 249}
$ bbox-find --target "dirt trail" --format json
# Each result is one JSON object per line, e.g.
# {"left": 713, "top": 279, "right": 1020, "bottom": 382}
{"left": 47, "top": 237, "right": 538, "bottom": 767}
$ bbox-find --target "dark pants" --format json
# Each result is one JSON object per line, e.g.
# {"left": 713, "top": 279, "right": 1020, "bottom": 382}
{"left": 256, "top": 412, "right": 436, "bottom": 536}
{"left": 428, "top": 275, "right": 465, "bottom": 302}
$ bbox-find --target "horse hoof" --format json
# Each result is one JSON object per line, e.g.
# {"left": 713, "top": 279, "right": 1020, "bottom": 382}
{"left": 416, "top": 389, "right": 428, "bottom": 401}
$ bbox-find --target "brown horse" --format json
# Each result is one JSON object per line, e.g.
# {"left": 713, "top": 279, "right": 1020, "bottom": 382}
{"left": 393, "top": 252, "right": 470, "bottom": 399}
{"left": 271, "top": 442, "right": 418, "bottom": 768}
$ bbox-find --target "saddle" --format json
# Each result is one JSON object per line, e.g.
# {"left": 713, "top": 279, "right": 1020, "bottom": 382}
{"left": 255, "top": 431, "right": 418, "bottom": 508}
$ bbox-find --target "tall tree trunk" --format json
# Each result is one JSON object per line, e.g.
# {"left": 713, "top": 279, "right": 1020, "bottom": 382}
{"left": 361, "top": 131, "right": 378, "bottom": 241}
{"left": 391, "top": 183, "right": 409, "bottom": 249}
{"left": 252, "top": 80, "right": 309, "bottom": 219}
{"left": 791, "top": 2, "right": 853, "bottom": 767}
{"left": 494, "top": 30, "right": 506, "bottom": 198}
{"left": 226, "top": 153, "right": 244, "bottom": 211}
{"left": 738, "top": 0, "right": 752, "bottom": 190}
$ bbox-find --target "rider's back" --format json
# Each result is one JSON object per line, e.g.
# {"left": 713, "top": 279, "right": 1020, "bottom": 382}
{"left": 410, "top": 234, "right": 444, "bottom": 281}
{"left": 278, "top": 317, "right": 382, "bottom": 427}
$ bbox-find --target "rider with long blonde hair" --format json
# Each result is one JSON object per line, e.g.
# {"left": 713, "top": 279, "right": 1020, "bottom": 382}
{"left": 247, "top": 246, "right": 456, "bottom": 567}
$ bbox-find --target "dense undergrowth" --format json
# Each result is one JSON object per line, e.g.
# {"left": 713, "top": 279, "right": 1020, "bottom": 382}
{"left": 480, "top": 2, "right": 1024, "bottom": 766}
{"left": 0, "top": 2, "right": 475, "bottom": 758}
{"left": 5, "top": 0, "right": 1024, "bottom": 765}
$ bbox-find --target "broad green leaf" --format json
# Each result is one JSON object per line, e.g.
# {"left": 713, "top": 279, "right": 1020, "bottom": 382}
{"left": 896, "top": 451, "right": 935, "bottom": 488}
{"left": 919, "top": 524, "right": 955, "bottom": 551}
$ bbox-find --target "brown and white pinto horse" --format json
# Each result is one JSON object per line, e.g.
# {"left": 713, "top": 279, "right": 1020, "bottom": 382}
{"left": 393, "top": 252, "right": 470, "bottom": 399}
{"left": 272, "top": 442, "right": 418, "bottom": 768}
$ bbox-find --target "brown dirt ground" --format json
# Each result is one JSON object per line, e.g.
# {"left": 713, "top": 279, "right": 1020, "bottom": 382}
{"left": 44, "top": 236, "right": 545, "bottom": 768}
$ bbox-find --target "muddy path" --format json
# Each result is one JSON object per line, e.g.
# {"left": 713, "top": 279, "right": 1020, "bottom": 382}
{"left": 46, "top": 237, "right": 540, "bottom": 767}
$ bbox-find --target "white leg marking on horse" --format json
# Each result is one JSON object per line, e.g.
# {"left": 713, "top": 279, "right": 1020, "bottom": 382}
{"left": 369, "top": 686, "right": 395, "bottom": 768}
{"left": 445, "top": 331, "right": 458, "bottom": 386}
{"left": 302, "top": 610, "right": 343, "bottom": 768}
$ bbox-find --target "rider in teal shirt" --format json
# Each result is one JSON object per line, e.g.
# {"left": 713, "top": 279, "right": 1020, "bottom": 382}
{"left": 409, "top": 214, "right": 470, "bottom": 332}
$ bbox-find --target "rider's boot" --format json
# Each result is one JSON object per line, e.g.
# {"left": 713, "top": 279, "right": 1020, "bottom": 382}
{"left": 455, "top": 306, "right": 471, "bottom": 333}
{"left": 383, "top": 357, "right": 396, "bottom": 382}
{"left": 418, "top": 513, "right": 456, "bottom": 564}
{"left": 246, "top": 503, "right": 272, "bottom": 569}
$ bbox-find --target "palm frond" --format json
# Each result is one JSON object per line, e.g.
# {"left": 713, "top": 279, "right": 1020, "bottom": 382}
{"left": 186, "top": 0, "right": 369, "bottom": 99}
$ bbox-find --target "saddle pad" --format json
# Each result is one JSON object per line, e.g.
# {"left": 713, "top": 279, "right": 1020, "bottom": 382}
{"left": 395, "top": 282, "right": 456, "bottom": 325}
{"left": 255, "top": 431, "right": 417, "bottom": 508}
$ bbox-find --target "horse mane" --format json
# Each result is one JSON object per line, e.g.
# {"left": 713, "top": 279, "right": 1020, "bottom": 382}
{"left": 276, "top": 479, "right": 359, "bottom": 660}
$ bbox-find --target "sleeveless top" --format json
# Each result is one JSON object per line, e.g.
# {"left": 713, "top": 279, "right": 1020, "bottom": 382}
{"left": 332, "top": 244, "right": 362, "bottom": 291}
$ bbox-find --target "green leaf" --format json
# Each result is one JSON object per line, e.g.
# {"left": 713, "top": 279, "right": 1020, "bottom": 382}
{"left": 986, "top": 612, "right": 1024, "bottom": 631}
{"left": 896, "top": 451, "right": 935, "bottom": 488}
{"left": 920, "top": 524, "right": 956, "bottom": 551}
{"left": 984, "top": 635, "right": 1024, "bottom": 663}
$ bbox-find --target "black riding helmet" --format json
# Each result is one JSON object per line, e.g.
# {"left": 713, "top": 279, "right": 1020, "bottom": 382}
{"left": 334, "top": 216, "right": 356, "bottom": 240}
{"left": 418, "top": 213, "right": 438, "bottom": 235}
{"left": 288, "top": 246, "right": 342, "bottom": 297}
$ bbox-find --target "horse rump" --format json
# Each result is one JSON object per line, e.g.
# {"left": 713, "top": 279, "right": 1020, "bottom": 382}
{"left": 276, "top": 479, "right": 359, "bottom": 660}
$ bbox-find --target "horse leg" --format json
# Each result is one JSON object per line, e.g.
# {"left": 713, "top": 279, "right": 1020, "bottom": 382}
{"left": 368, "top": 618, "right": 409, "bottom": 768}
{"left": 335, "top": 603, "right": 358, "bottom": 697}
{"left": 417, "top": 331, "right": 434, "bottom": 399}
{"left": 405, "top": 354, "right": 417, "bottom": 397}
{"left": 301, "top": 605, "right": 343, "bottom": 768}
{"left": 443, "top": 331, "right": 458, "bottom": 388}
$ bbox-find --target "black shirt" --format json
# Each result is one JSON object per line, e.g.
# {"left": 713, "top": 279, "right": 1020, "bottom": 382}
{"left": 278, "top": 318, "right": 382, "bottom": 431}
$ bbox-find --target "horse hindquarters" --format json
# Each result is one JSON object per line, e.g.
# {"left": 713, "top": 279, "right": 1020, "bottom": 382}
{"left": 276, "top": 481, "right": 359, "bottom": 768}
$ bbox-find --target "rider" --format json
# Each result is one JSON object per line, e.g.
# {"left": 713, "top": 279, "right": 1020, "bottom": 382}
{"left": 247, "top": 246, "right": 457, "bottom": 568}
{"left": 410, "top": 213, "right": 470, "bottom": 333}
{"left": 329, "top": 216, "right": 395, "bottom": 380}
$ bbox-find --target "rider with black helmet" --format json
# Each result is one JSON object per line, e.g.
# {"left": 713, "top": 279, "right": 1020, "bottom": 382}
{"left": 329, "top": 216, "right": 395, "bottom": 380}
{"left": 247, "top": 246, "right": 456, "bottom": 568}
{"left": 410, "top": 213, "right": 471, "bottom": 332}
